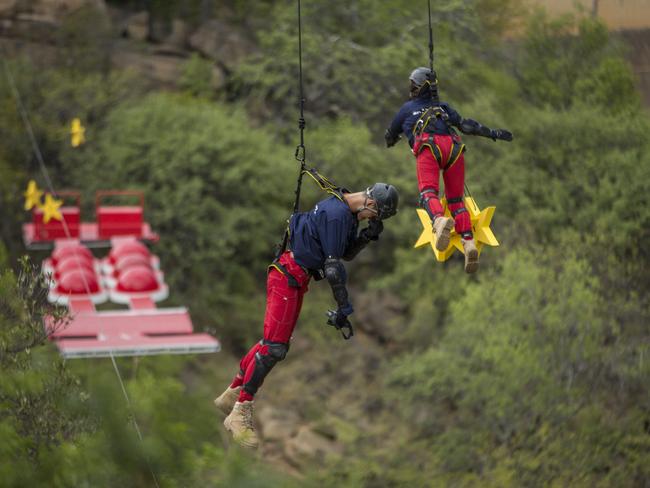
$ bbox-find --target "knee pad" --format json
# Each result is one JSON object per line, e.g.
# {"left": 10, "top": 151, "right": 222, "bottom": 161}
{"left": 242, "top": 340, "right": 289, "bottom": 396}
{"left": 419, "top": 188, "right": 441, "bottom": 221}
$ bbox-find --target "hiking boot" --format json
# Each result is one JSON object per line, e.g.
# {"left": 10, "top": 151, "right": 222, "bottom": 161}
{"left": 433, "top": 216, "right": 454, "bottom": 251}
{"left": 224, "top": 400, "right": 259, "bottom": 449}
{"left": 214, "top": 386, "right": 241, "bottom": 415}
{"left": 462, "top": 238, "right": 479, "bottom": 274}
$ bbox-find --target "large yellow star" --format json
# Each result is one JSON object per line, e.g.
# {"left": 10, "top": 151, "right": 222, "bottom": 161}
{"left": 71, "top": 118, "right": 85, "bottom": 148}
{"left": 414, "top": 196, "right": 499, "bottom": 262}
{"left": 23, "top": 179, "right": 43, "bottom": 211}
{"left": 41, "top": 193, "right": 63, "bottom": 224}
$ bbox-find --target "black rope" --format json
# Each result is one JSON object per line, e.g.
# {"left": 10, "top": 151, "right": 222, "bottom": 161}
{"left": 276, "top": 0, "right": 307, "bottom": 258}
{"left": 428, "top": 0, "right": 434, "bottom": 75}
{"left": 292, "top": 0, "right": 306, "bottom": 215}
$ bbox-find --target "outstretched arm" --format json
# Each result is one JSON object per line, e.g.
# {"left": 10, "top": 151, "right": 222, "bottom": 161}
{"left": 458, "top": 118, "right": 513, "bottom": 141}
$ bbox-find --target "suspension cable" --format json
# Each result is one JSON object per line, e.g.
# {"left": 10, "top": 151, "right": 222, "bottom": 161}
{"left": 428, "top": 0, "right": 434, "bottom": 75}
{"left": 292, "top": 0, "right": 306, "bottom": 214}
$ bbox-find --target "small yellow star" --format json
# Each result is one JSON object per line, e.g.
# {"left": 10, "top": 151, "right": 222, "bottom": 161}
{"left": 41, "top": 193, "right": 63, "bottom": 224}
{"left": 23, "top": 179, "right": 43, "bottom": 211}
{"left": 71, "top": 118, "right": 85, "bottom": 148}
{"left": 414, "top": 196, "right": 499, "bottom": 262}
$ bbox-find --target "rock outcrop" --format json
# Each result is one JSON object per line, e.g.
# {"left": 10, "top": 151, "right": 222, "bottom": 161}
{"left": 188, "top": 19, "right": 255, "bottom": 70}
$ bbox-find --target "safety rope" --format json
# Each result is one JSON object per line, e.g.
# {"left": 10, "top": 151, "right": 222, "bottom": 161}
{"left": 426, "top": 0, "right": 476, "bottom": 203}
{"left": 1, "top": 52, "right": 160, "bottom": 488}
{"left": 293, "top": 0, "right": 307, "bottom": 214}
{"left": 428, "top": 0, "right": 434, "bottom": 75}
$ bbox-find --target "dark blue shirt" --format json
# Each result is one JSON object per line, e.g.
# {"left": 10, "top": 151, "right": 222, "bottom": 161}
{"left": 289, "top": 196, "right": 359, "bottom": 270}
{"left": 388, "top": 96, "right": 463, "bottom": 147}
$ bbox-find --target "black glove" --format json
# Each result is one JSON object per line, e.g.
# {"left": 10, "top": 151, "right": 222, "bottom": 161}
{"left": 326, "top": 309, "right": 354, "bottom": 340}
{"left": 490, "top": 128, "right": 513, "bottom": 142}
{"left": 360, "top": 219, "right": 384, "bottom": 241}
{"left": 385, "top": 128, "right": 401, "bottom": 148}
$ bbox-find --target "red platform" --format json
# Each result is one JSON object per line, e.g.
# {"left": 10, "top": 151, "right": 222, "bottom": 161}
{"left": 48, "top": 303, "right": 220, "bottom": 358}
{"left": 23, "top": 190, "right": 159, "bottom": 250}
{"left": 43, "top": 238, "right": 220, "bottom": 358}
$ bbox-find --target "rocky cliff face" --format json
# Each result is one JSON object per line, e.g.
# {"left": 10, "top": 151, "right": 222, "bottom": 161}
{"left": 0, "top": 0, "right": 256, "bottom": 90}
{"left": 2, "top": 1, "right": 649, "bottom": 105}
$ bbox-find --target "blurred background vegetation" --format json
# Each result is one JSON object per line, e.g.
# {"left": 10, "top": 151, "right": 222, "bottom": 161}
{"left": 0, "top": 0, "right": 648, "bottom": 486}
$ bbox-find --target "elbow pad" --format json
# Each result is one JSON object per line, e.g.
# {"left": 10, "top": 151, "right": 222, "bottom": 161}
{"left": 323, "top": 258, "right": 353, "bottom": 316}
{"left": 459, "top": 118, "right": 492, "bottom": 138}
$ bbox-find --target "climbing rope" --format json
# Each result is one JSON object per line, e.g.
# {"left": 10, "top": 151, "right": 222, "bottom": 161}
{"left": 292, "top": 0, "right": 307, "bottom": 214}
{"left": 428, "top": 0, "right": 434, "bottom": 75}
{"left": 426, "top": 0, "right": 478, "bottom": 206}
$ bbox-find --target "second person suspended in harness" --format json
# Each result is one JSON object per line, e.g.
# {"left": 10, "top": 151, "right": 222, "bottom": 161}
{"left": 214, "top": 183, "right": 399, "bottom": 449}
{"left": 384, "top": 67, "right": 512, "bottom": 273}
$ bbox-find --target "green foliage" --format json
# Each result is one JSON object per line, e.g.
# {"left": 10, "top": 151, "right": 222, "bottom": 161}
{"left": 374, "top": 249, "right": 649, "bottom": 485}
{"left": 518, "top": 12, "right": 638, "bottom": 110}
{"left": 180, "top": 53, "right": 217, "bottom": 98}
{"left": 0, "top": 258, "right": 91, "bottom": 478}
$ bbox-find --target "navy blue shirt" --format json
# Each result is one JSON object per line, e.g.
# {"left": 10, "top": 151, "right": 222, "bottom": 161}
{"left": 289, "top": 196, "right": 359, "bottom": 270}
{"left": 388, "top": 96, "right": 463, "bottom": 147}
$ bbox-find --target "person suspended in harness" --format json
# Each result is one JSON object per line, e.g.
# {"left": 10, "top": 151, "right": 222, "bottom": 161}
{"left": 384, "top": 67, "right": 512, "bottom": 273}
{"left": 214, "top": 183, "right": 399, "bottom": 449}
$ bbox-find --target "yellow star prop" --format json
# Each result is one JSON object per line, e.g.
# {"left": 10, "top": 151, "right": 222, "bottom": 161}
{"left": 23, "top": 179, "right": 43, "bottom": 211}
{"left": 41, "top": 193, "right": 63, "bottom": 224}
{"left": 414, "top": 196, "right": 499, "bottom": 262}
{"left": 71, "top": 118, "right": 86, "bottom": 148}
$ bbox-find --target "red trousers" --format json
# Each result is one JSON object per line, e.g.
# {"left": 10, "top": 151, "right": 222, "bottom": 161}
{"left": 413, "top": 133, "right": 472, "bottom": 236}
{"left": 233, "top": 251, "right": 310, "bottom": 400}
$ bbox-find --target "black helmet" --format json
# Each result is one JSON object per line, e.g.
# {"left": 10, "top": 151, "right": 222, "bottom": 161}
{"left": 409, "top": 67, "right": 438, "bottom": 100}
{"left": 367, "top": 183, "right": 399, "bottom": 220}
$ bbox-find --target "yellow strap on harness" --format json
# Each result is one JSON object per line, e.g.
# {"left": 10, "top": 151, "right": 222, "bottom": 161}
{"left": 302, "top": 168, "right": 345, "bottom": 202}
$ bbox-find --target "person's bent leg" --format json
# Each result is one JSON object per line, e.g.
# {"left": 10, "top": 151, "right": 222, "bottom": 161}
{"left": 443, "top": 154, "right": 478, "bottom": 273}
{"left": 224, "top": 255, "right": 309, "bottom": 448}
{"left": 239, "top": 254, "right": 308, "bottom": 402}
{"left": 214, "top": 341, "right": 262, "bottom": 415}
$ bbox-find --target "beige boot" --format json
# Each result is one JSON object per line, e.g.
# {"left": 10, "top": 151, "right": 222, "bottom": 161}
{"left": 462, "top": 238, "right": 479, "bottom": 274}
{"left": 214, "top": 386, "right": 241, "bottom": 415}
{"left": 224, "top": 400, "right": 259, "bottom": 449}
{"left": 433, "top": 216, "right": 455, "bottom": 251}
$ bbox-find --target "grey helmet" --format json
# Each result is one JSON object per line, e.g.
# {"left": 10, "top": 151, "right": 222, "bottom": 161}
{"left": 409, "top": 67, "right": 438, "bottom": 100}
{"left": 367, "top": 183, "right": 399, "bottom": 220}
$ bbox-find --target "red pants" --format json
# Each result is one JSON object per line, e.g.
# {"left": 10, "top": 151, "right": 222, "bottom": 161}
{"left": 233, "top": 251, "right": 310, "bottom": 400}
{"left": 413, "top": 133, "right": 472, "bottom": 236}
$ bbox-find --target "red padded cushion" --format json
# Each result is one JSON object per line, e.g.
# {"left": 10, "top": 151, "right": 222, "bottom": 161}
{"left": 57, "top": 269, "right": 100, "bottom": 295}
{"left": 51, "top": 244, "right": 93, "bottom": 266}
{"left": 109, "top": 240, "right": 150, "bottom": 264}
{"left": 116, "top": 265, "right": 158, "bottom": 292}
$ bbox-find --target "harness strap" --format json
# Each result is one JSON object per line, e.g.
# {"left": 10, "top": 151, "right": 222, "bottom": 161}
{"left": 413, "top": 106, "right": 449, "bottom": 138}
{"left": 451, "top": 207, "right": 468, "bottom": 217}
{"left": 416, "top": 134, "right": 444, "bottom": 163}
{"left": 302, "top": 168, "right": 346, "bottom": 202}
{"left": 443, "top": 140, "right": 465, "bottom": 172}
{"left": 447, "top": 196, "right": 464, "bottom": 204}
{"left": 420, "top": 188, "right": 438, "bottom": 200}
{"left": 269, "top": 260, "right": 301, "bottom": 288}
